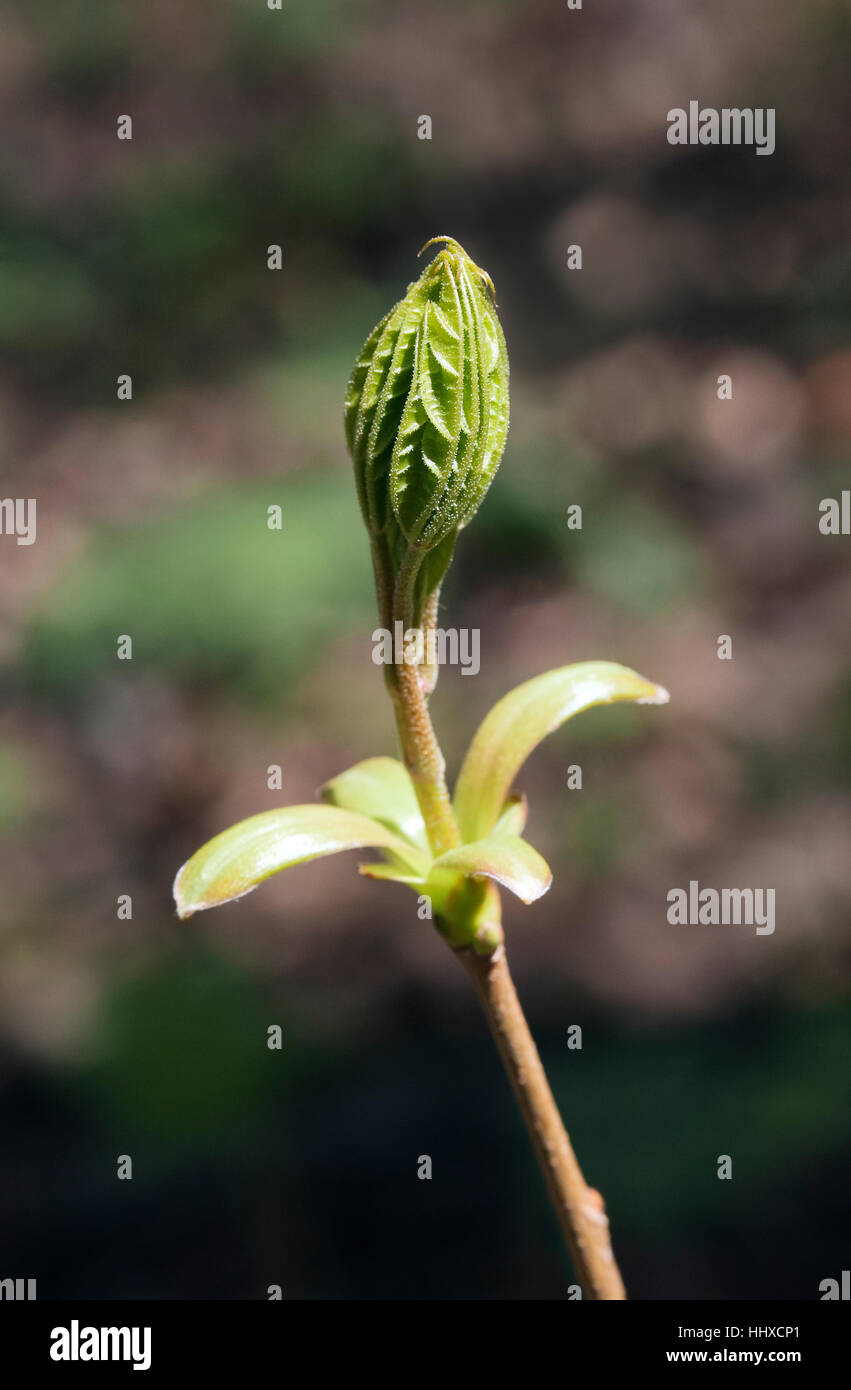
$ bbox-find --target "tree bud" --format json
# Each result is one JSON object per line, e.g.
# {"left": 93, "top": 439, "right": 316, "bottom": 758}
{"left": 345, "top": 236, "right": 510, "bottom": 568}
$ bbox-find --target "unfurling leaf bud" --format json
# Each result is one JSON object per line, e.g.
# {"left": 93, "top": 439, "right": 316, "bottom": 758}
{"left": 345, "top": 237, "right": 510, "bottom": 571}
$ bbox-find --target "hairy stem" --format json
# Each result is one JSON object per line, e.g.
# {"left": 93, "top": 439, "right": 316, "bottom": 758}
{"left": 370, "top": 534, "right": 395, "bottom": 637}
{"left": 376, "top": 544, "right": 622, "bottom": 1296}
{"left": 459, "top": 946, "right": 627, "bottom": 1300}
{"left": 418, "top": 587, "right": 441, "bottom": 697}
{"left": 387, "top": 545, "right": 460, "bottom": 856}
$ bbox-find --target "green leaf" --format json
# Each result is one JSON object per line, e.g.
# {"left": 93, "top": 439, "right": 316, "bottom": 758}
{"left": 357, "top": 862, "right": 426, "bottom": 887}
{"left": 493, "top": 792, "right": 528, "bottom": 838}
{"left": 426, "top": 834, "right": 552, "bottom": 906}
{"left": 174, "top": 804, "right": 426, "bottom": 920}
{"left": 320, "top": 756, "right": 430, "bottom": 859}
{"left": 453, "top": 661, "right": 669, "bottom": 842}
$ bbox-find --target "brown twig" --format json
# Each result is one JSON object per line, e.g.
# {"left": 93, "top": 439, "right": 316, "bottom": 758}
{"left": 382, "top": 546, "right": 625, "bottom": 1298}
{"left": 459, "top": 946, "right": 627, "bottom": 1300}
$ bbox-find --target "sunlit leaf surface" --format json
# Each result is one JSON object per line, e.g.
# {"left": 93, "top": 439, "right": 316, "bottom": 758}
{"left": 454, "top": 661, "right": 669, "bottom": 842}
{"left": 174, "top": 804, "right": 424, "bottom": 919}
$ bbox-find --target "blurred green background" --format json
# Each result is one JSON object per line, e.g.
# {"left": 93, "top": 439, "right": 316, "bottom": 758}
{"left": 1, "top": 0, "right": 849, "bottom": 1299}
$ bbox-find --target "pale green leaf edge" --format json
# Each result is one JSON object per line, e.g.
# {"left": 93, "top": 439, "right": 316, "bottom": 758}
{"left": 174, "top": 803, "right": 427, "bottom": 920}
{"left": 426, "top": 833, "right": 552, "bottom": 906}
{"left": 453, "top": 660, "right": 669, "bottom": 842}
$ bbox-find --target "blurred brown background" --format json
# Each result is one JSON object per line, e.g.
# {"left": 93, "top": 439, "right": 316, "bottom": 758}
{"left": 0, "top": 0, "right": 849, "bottom": 1299}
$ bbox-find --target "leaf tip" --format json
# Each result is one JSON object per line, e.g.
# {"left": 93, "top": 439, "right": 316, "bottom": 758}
{"left": 172, "top": 863, "right": 195, "bottom": 920}
{"left": 520, "top": 870, "right": 553, "bottom": 905}
{"left": 637, "top": 683, "right": 670, "bottom": 706}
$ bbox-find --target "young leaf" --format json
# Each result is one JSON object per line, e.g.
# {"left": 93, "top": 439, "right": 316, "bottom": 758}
{"left": 320, "top": 756, "right": 429, "bottom": 857}
{"left": 357, "top": 863, "right": 426, "bottom": 887}
{"left": 453, "top": 661, "right": 669, "bottom": 842}
{"left": 174, "top": 804, "right": 426, "bottom": 920}
{"left": 493, "top": 792, "right": 528, "bottom": 838}
{"left": 426, "top": 833, "right": 552, "bottom": 906}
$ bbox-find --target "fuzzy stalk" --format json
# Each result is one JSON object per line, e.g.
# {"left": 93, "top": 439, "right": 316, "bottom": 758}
{"left": 379, "top": 545, "right": 626, "bottom": 1298}
{"left": 460, "top": 946, "right": 627, "bottom": 1299}
{"left": 386, "top": 544, "right": 460, "bottom": 857}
